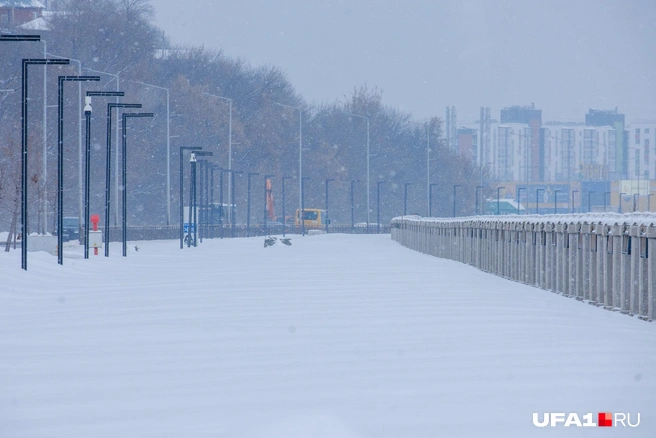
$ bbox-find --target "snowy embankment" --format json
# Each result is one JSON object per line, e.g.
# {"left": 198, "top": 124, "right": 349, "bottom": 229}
{"left": 1, "top": 234, "right": 655, "bottom": 437}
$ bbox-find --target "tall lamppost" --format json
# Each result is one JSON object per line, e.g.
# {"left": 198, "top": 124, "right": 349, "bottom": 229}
{"left": 350, "top": 179, "right": 359, "bottom": 229}
{"left": 301, "top": 176, "right": 310, "bottom": 236}
{"left": 377, "top": 181, "right": 386, "bottom": 234}
{"left": 190, "top": 151, "right": 213, "bottom": 246}
{"left": 282, "top": 176, "right": 292, "bottom": 237}
{"left": 206, "top": 93, "right": 234, "bottom": 221}
{"left": 2, "top": 34, "right": 41, "bottom": 265}
{"left": 325, "top": 178, "right": 334, "bottom": 233}
{"left": 198, "top": 160, "right": 206, "bottom": 242}
{"left": 56, "top": 74, "right": 100, "bottom": 265}
{"left": 274, "top": 102, "right": 303, "bottom": 233}
{"left": 209, "top": 164, "right": 218, "bottom": 239}
{"left": 104, "top": 102, "right": 142, "bottom": 257}
{"left": 264, "top": 174, "right": 275, "bottom": 235}
{"left": 571, "top": 189, "right": 579, "bottom": 213}
{"left": 404, "top": 182, "right": 413, "bottom": 216}
{"left": 188, "top": 152, "right": 197, "bottom": 247}
{"left": 229, "top": 170, "right": 243, "bottom": 238}
{"left": 21, "top": 57, "right": 70, "bottom": 270}
{"left": 49, "top": 54, "right": 88, "bottom": 226}
{"left": 247, "top": 172, "right": 259, "bottom": 237}
{"left": 346, "top": 112, "right": 370, "bottom": 228}
{"left": 536, "top": 189, "right": 545, "bottom": 215}
{"left": 452, "top": 184, "right": 461, "bottom": 218}
{"left": 619, "top": 192, "right": 627, "bottom": 213}
{"left": 133, "top": 80, "right": 171, "bottom": 225}
{"left": 179, "top": 146, "right": 202, "bottom": 248}
{"left": 82, "top": 91, "right": 125, "bottom": 257}
{"left": 554, "top": 189, "right": 562, "bottom": 214}
{"left": 85, "top": 67, "right": 121, "bottom": 226}
{"left": 496, "top": 186, "right": 505, "bottom": 215}
{"left": 121, "top": 112, "right": 154, "bottom": 257}
{"left": 475, "top": 185, "right": 484, "bottom": 215}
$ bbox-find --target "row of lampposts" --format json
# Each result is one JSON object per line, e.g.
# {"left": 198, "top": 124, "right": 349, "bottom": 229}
{"left": 4, "top": 33, "right": 156, "bottom": 270}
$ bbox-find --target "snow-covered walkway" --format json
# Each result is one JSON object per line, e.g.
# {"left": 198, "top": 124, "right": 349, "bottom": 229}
{"left": 1, "top": 234, "right": 654, "bottom": 437}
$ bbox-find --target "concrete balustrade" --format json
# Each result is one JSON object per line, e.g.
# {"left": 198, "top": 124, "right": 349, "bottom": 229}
{"left": 391, "top": 213, "right": 656, "bottom": 322}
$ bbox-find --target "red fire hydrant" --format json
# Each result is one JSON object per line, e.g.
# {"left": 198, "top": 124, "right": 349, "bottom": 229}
{"left": 90, "top": 214, "right": 100, "bottom": 255}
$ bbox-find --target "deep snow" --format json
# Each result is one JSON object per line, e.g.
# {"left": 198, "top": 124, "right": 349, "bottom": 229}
{"left": 1, "top": 234, "right": 654, "bottom": 437}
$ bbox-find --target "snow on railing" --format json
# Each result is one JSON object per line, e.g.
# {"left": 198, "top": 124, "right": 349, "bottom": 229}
{"left": 391, "top": 213, "right": 656, "bottom": 321}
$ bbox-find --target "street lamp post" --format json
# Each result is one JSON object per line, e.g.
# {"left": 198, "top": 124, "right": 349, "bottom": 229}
{"left": 453, "top": 184, "right": 461, "bottom": 217}
{"left": 346, "top": 112, "right": 370, "bottom": 228}
{"left": 247, "top": 172, "right": 259, "bottom": 237}
{"left": 230, "top": 170, "right": 243, "bottom": 238}
{"left": 325, "top": 178, "right": 334, "bottom": 233}
{"left": 85, "top": 67, "right": 121, "bottom": 227}
{"left": 218, "top": 167, "right": 225, "bottom": 239}
{"left": 350, "top": 179, "right": 359, "bottom": 230}
{"left": 83, "top": 91, "right": 125, "bottom": 256}
{"left": 404, "top": 182, "right": 413, "bottom": 216}
{"left": 121, "top": 112, "right": 154, "bottom": 257}
{"left": 206, "top": 93, "right": 234, "bottom": 221}
{"left": 619, "top": 192, "right": 627, "bottom": 213}
{"left": 264, "top": 174, "right": 275, "bottom": 235}
{"left": 377, "top": 181, "right": 386, "bottom": 234}
{"left": 190, "top": 151, "right": 213, "bottom": 246}
{"left": 274, "top": 102, "right": 303, "bottom": 235}
{"left": 188, "top": 153, "right": 197, "bottom": 247}
{"left": 475, "top": 185, "right": 484, "bottom": 215}
{"left": 198, "top": 160, "right": 205, "bottom": 242}
{"left": 496, "top": 186, "right": 505, "bottom": 215}
{"left": 536, "top": 189, "right": 545, "bottom": 215}
{"left": 571, "top": 190, "right": 579, "bottom": 213}
{"left": 104, "top": 102, "right": 142, "bottom": 257}
{"left": 179, "top": 146, "right": 202, "bottom": 248}
{"left": 83, "top": 97, "right": 92, "bottom": 259}
{"left": 56, "top": 74, "right": 100, "bottom": 265}
{"left": 554, "top": 189, "right": 562, "bottom": 214}
{"left": 49, "top": 54, "right": 89, "bottom": 228}
{"left": 282, "top": 176, "right": 292, "bottom": 237}
{"left": 2, "top": 35, "right": 41, "bottom": 248}
{"left": 20, "top": 57, "right": 70, "bottom": 270}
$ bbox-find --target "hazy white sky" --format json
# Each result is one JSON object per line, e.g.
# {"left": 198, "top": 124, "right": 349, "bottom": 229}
{"left": 154, "top": 0, "right": 656, "bottom": 124}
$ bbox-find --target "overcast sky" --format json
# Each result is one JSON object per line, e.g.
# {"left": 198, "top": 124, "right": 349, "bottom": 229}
{"left": 154, "top": 0, "right": 656, "bottom": 124}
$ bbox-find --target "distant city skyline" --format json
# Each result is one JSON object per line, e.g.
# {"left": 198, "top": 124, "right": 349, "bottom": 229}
{"left": 154, "top": 0, "right": 656, "bottom": 124}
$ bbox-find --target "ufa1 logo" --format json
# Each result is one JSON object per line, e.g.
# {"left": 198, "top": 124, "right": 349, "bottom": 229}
{"left": 532, "top": 412, "right": 640, "bottom": 428}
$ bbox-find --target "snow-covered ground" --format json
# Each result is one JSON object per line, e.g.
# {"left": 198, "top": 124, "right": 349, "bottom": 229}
{"left": 1, "top": 234, "right": 654, "bottom": 437}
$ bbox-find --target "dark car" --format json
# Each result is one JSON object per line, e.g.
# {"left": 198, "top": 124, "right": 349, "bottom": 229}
{"left": 61, "top": 217, "right": 80, "bottom": 242}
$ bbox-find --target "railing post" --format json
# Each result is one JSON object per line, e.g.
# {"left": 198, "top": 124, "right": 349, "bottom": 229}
{"left": 647, "top": 225, "right": 656, "bottom": 321}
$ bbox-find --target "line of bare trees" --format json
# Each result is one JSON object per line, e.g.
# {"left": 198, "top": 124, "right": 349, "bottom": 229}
{"left": 0, "top": 0, "right": 491, "bottom": 243}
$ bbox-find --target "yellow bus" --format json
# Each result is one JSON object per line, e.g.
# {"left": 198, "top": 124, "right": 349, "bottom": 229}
{"left": 295, "top": 208, "right": 329, "bottom": 228}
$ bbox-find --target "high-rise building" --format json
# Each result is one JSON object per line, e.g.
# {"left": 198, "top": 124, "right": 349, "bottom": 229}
{"left": 585, "top": 108, "right": 626, "bottom": 179}
{"left": 500, "top": 104, "right": 542, "bottom": 182}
